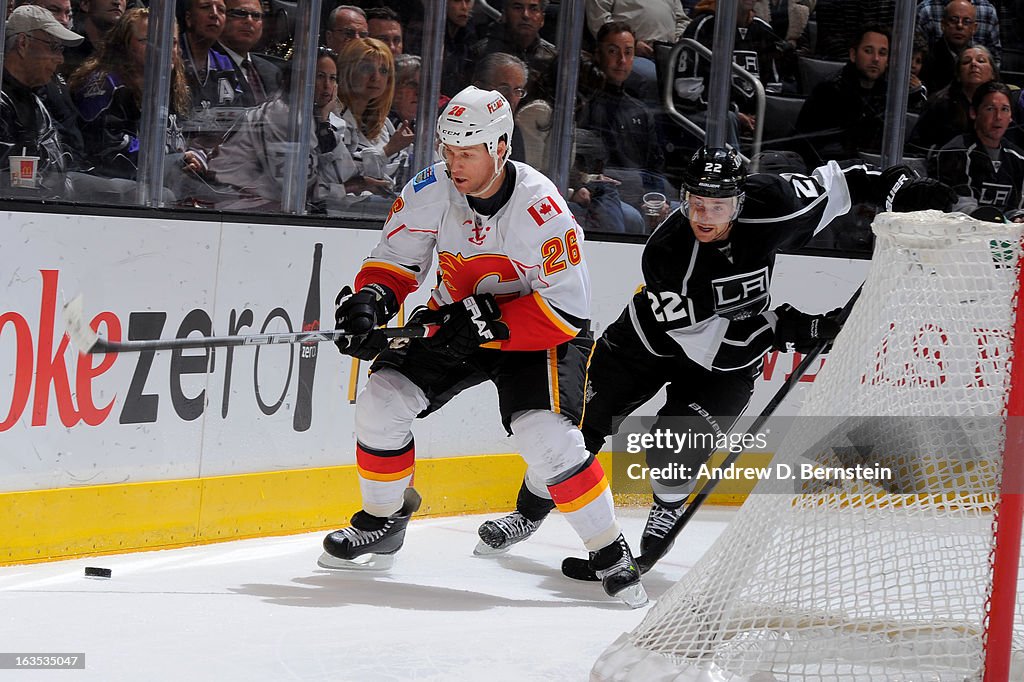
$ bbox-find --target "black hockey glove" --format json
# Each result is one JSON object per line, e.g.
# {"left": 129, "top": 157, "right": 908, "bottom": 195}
{"left": 334, "top": 284, "right": 398, "bottom": 357}
{"left": 879, "top": 166, "right": 957, "bottom": 212}
{"left": 336, "top": 329, "right": 390, "bottom": 361}
{"left": 422, "top": 293, "right": 510, "bottom": 359}
{"left": 771, "top": 304, "right": 843, "bottom": 354}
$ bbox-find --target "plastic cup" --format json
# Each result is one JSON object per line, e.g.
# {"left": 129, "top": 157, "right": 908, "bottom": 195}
{"left": 642, "top": 191, "right": 667, "bottom": 217}
{"left": 9, "top": 155, "right": 39, "bottom": 188}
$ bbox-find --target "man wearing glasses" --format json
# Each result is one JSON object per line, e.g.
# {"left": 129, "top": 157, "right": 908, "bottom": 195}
{"left": 470, "top": 0, "right": 557, "bottom": 106}
{"left": 218, "top": 0, "right": 280, "bottom": 106}
{"left": 325, "top": 5, "right": 369, "bottom": 55}
{"left": 1, "top": 5, "right": 84, "bottom": 196}
{"left": 921, "top": 0, "right": 979, "bottom": 94}
{"left": 12, "top": 0, "right": 88, "bottom": 172}
{"left": 918, "top": 0, "right": 1001, "bottom": 64}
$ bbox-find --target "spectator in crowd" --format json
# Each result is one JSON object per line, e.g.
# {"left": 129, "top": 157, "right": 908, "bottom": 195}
{"left": 208, "top": 46, "right": 351, "bottom": 212}
{"left": 567, "top": 128, "right": 648, "bottom": 235}
{"left": 681, "top": 0, "right": 784, "bottom": 139}
{"left": 12, "top": 0, "right": 73, "bottom": 28}
{"left": 933, "top": 80, "right": 1024, "bottom": 214}
{"left": 388, "top": 53, "right": 421, "bottom": 187}
{"left": 366, "top": 6, "right": 403, "bottom": 56}
{"left": 314, "top": 46, "right": 340, "bottom": 124}
{"left": 470, "top": 0, "right": 557, "bottom": 106}
{"left": 920, "top": 0, "right": 978, "bottom": 95}
{"left": 473, "top": 52, "right": 528, "bottom": 164}
{"left": 753, "top": 0, "right": 816, "bottom": 91}
{"left": 14, "top": 0, "right": 87, "bottom": 170}
{"left": 180, "top": 0, "right": 242, "bottom": 113}
{"left": 584, "top": 0, "right": 691, "bottom": 103}
{"left": 796, "top": 25, "right": 897, "bottom": 162}
{"left": 576, "top": 21, "right": 671, "bottom": 227}
{"left": 917, "top": 0, "right": 1001, "bottom": 65}
{"left": 1, "top": 5, "right": 84, "bottom": 196}
{"left": 218, "top": 0, "right": 281, "bottom": 106}
{"left": 63, "top": 0, "right": 125, "bottom": 76}
{"left": 579, "top": 22, "right": 666, "bottom": 175}
{"left": 441, "top": 0, "right": 477, "bottom": 98}
{"left": 910, "top": 44, "right": 1006, "bottom": 153}
{"left": 390, "top": 54, "right": 420, "bottom": 129}
{"left": 70, "top": 7, "right": 203, "bottom": 190}
{"left": 325, "top": 5, "right": 369, "bottom": 55}
{"left": 334, "top": 37, "right": 412, "bottom": 198}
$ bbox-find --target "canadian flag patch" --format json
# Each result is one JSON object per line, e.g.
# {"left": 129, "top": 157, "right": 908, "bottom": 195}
{"left": 527, "top": 196, "right": 562, "bottom": 226}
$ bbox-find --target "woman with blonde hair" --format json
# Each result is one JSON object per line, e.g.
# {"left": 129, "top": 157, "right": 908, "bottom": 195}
{"left": 70, "top": 7, "right": 202, "bottom": 182}
{"left": 334, "top": 37, "right": 413, "bottom": 197}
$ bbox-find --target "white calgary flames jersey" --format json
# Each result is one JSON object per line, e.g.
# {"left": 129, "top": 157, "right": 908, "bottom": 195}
{"left": 354, "top": 161, "right": 591, "bottom": 351}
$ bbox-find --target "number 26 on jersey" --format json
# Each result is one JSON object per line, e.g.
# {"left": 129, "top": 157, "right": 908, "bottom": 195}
{"left": 541, "top": 229, "right": 582, "bottom": 276}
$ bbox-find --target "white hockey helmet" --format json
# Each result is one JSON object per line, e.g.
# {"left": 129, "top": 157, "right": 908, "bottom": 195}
{"left": 436, "top": 85, "right": 514, "bottom": 166}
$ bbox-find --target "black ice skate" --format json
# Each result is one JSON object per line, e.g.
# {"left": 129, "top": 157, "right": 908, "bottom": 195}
{"left": 474, "top": 511, "right": 545, "bottom": 556}
{"left": 318, "top": 487, "right": 422, "bottom": 571}
{"left": 637, "top": 500, "right": 686, "bottom": 571}
{"left": 590, "top": 535, "right": 648, "bottom": 609}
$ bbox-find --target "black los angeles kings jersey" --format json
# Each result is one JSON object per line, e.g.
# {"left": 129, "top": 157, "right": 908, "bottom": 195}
{"left": 629, "top": 161, "right": 874, "bottom": 372}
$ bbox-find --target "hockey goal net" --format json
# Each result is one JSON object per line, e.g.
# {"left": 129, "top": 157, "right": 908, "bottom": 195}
{"left": 593, "top": 211, "right": 1024, "bottom": 681}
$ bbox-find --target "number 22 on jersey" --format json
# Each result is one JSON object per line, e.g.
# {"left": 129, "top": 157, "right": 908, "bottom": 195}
{"left": 647, "top": 290, "right": 689, "bottom": 323}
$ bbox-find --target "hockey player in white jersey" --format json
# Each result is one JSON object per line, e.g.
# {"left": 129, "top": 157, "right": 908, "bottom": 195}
{"left": 318, "top": 86, "right": 646, "bottom": 607}
{"left": 477, "top": 146, "right": 957, "bottom": 572}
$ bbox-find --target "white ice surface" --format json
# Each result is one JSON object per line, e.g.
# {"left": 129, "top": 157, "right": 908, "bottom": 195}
{"left": 0, "top": 506, "right": 734, "bottom": 682}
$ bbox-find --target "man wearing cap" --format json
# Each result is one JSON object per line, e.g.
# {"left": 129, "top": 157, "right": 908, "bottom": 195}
{"left": 13, "top": 0, "right": 87, "bottom": 171}
{"left": 1, "top": 4, "right": 84, "bottom": 195}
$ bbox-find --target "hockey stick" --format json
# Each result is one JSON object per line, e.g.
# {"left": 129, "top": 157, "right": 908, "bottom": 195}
{"left": 562, "top": 287, "right": 863, "bottom": 581}
{"left": 62, "top": 295, "right": 435, "bottom": 355}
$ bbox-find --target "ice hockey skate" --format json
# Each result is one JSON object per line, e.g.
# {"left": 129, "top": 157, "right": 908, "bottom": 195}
{"left": 474, "top": 511, "right": 544, "bottom": 555}
{"left": 590, "top": 534, "right": 647, "bottom": 608}
{"left": 637, "top": 499, "right": 687, "bottom": 571}
{"left": 318, "top": 487, "right": 421, "bottom": 571}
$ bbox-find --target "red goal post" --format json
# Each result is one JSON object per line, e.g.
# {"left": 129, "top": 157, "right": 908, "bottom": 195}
{"left": 592, "top": 210, "right": 1024, "bottom": 681}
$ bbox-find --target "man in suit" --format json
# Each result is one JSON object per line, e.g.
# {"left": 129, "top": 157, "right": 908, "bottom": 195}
{"left": 219, "top": 0, "right": 281, "bottom": 106}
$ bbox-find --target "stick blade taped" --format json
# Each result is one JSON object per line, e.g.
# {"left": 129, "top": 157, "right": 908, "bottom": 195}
{"left": 63, "top": 295, "right": 100, "bottom": 354}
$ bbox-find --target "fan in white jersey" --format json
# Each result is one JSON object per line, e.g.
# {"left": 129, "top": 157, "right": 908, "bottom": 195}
{"left": 318, "top": 86, "right": 647, "bottom": 608}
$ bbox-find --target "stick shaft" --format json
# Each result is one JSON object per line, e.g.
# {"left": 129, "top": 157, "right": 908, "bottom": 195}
{"left": 85, "top": 326, "right": 428, "bottom": 354}
{"left": 667, "top": 287, "right": 864, "bottom": 535}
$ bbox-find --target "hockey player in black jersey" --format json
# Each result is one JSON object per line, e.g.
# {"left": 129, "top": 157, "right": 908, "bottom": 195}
{"left": 476, "top": 146, "right": 957, "bottom": 571}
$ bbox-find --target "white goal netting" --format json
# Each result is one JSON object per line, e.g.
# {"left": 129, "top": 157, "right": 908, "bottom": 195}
{"left": 593, "top": 211, "right": 1024, "bottom": 681}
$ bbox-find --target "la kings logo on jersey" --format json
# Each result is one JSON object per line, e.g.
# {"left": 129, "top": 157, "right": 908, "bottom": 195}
{"left": 711, "top": 267, "right": 769, "bottom": 319}
{"left": 979, "top": 181, "right": 1012, "bottom": 207}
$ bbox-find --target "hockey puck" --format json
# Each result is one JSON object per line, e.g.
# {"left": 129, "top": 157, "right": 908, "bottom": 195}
{"left": 83, "top": 566, "right": 112, "bottom": 579}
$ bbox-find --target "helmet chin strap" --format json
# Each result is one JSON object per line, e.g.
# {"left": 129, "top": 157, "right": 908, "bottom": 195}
{"left": 466, "top": 150, "right": 508, "bottom": 198}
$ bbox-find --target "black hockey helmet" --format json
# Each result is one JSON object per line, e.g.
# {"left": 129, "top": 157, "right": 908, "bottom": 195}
{"left": 681, "top": 147, "right": 747, "bottom": 199}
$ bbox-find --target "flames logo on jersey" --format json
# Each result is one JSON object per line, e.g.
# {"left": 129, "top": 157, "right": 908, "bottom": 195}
{"left": 437, "top": 251, "right": 522, "bottom": 302}
{"left": 386, "top": 196, "right": 405, "bottom": 223}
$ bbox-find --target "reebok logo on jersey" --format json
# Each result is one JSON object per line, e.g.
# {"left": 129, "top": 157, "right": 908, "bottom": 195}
{"left": 528, "top": 196, "right": 562, "bottom": 226}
